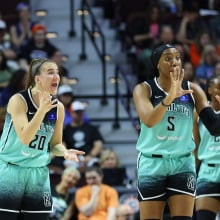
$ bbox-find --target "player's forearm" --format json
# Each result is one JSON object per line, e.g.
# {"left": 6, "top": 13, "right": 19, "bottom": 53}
{"left": 51, "top": 144, "right": 67, "bottom": 157}
{"left": 19, "top": 109, "right": 46, "bottom": 145}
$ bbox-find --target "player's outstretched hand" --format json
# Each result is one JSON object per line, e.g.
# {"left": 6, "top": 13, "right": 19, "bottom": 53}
{"left": 64, "top": 149, "right": 85, "bottom": 162}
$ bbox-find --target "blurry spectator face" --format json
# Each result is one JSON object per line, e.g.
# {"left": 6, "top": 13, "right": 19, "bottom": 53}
{"left": 183, "top": 61, "right": 195, "bottom": 81}
{"left": 34, "top": 30, "right": 47, "bottom": 44}
{"left": 19, "top": 7, "right": 30, "bottom": 20}
{"left": 102, "top": 152, "right": 118, "bottom": 168}
{"left": 61, "top": 169, "right": 79, "bottom": 188}
{"left": 204, "top": 45, "right": 219, "bottom": 64}
{"left": 51, "top": 51, "right": 63, "bottom": 66}
{"left": 32, "top": 24, "right": 47, "bottom": 45}
{"left": 200, "top": 33, "right": 211, "bottom": 47}
{"left": 160, "top": 26, "right": 174, "bottom": 44}
{"left": 85, "top": 171, "right": 102, "bottom": 185}
{"left": 71, "top": 110, "right": 84, "bottom": 123}
{"left": 58, "top": 93, "right": 73, "bottom": 107}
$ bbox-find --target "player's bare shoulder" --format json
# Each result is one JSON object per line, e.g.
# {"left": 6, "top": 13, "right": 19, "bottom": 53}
{"left": 7, "top": 93, "right": 26, "bottom": 114}
{"left": 133, "top": 81, "right": 151, "bottom": 98}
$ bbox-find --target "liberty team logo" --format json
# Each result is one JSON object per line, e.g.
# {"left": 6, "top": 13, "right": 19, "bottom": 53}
{"left": 43, "top": 192, "right": 52, "bottom": 207}
{"left": 187, "top": 175, "right": 195, "bottom": 191}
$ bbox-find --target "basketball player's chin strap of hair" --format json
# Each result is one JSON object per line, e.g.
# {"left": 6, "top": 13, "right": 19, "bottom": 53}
{"left": 199, "top": 106, "right": 220, "bottom": 136}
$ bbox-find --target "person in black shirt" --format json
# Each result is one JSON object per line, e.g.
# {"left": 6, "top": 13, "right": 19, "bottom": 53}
{"left": 18, "top": 23, "right": 58, "bottom": 69}
{"left": 63, "top": 100, "right": 104, "bottom": 169}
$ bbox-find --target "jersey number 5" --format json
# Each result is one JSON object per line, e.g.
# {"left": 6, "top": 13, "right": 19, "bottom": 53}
{"left": 167, "top": 116, "right": 175, "bottom": 131}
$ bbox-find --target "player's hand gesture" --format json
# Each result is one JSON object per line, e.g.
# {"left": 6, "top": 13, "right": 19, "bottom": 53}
{"left": 169, "top": 67, "right": 193, "bottom": 98}
{"left": 38, "top": 91, "right": 57, "bottom": 114}
{"left": 64, "top": 149, "right": 85, "bottom": 162}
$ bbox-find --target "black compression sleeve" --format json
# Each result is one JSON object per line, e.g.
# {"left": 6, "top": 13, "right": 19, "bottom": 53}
{"left": 199, "top": 106, "right": 220, "bottom": 136}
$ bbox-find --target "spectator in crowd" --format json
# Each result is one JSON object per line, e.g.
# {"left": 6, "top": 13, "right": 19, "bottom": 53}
{"left": 9, "top": 2, "right": 36, "bottom": 52}
{"left": 195, "top": 44, "right": 220, "bottom": 90}
{"left": 124, "top": 3, "right": 163, "bottom": 68}
{"left": 57, "top": 85, "right": 90, "bottom": 127}
{"left": 66, "top": 166, "right": 119, "bottom": 220}
{"left": 189, "top": 30, "right": 220, "bottom": 68}
{"left": 63, "top": 166, "right": 137, "bottom": 220}
{"left": 18, "top": 23, "right": 58, "bottom": 69}
{"left": 0, "top": 19, "right": 19, "bottom": 69}
{"left": 155, "top": 24, "right": 177, "bottom": 47}
{"left": 132, "top": 4, "right": 162, "bottom": 51}
{"left": 0, "top": 68, "right": 27, "bottom": 107}
{"left": 183, "top": 60, "right": 197, "bottom": 82}
{"left": 49, "top": 49, "right": 70, "bottom": 84}
{"left": 49, "top": 167, "right": 81, "bottom": 220}
{"left": 134, "top": 6, "right": 166, "bottom": 83}
{"left": 128, "top": 4, "right": 163, "bottom": 56}
{"left": 99, "top": 148, "right": 133, "bottom": 188}
{"left": 99, "top": 148, "right": 121, "bottom": 168}
{"left": 193, "top": 75, "right": 220, "bottom": 220}
{"left": 0, "top": 49, "right": 15, "bottom": 90}
{"left": 175, "top": 1, "right": 208, "bottom": 48}
{"left": 63, "top": 100, "right": 103, "bottom": 170}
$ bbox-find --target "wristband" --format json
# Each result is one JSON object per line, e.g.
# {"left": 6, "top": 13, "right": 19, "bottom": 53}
{"left": 161, "top": 100, "right": 171, "bottom": 107}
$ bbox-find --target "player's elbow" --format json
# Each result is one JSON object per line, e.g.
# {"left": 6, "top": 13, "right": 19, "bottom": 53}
{"left": 143, "top": 120, "right": 155, "bottom": 128}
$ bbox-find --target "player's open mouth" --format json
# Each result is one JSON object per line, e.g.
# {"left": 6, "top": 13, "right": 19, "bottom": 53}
{"left": 51, "top": 83, "right": 58, "bottom": 88}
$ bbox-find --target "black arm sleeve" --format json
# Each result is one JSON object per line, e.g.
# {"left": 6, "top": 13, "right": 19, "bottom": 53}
{"left": 199, "top": 107, "right": 220, "bottom": 136}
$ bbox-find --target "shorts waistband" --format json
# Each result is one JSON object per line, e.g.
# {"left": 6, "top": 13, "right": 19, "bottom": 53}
{"left": 143, "top": 152, "right": 191, "bottom": 159}
{"left": 8, "top": 162, "right": 19, "bottom": 166}
{"left": 0, "top": 160, "right": 19, "bottom": 166}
